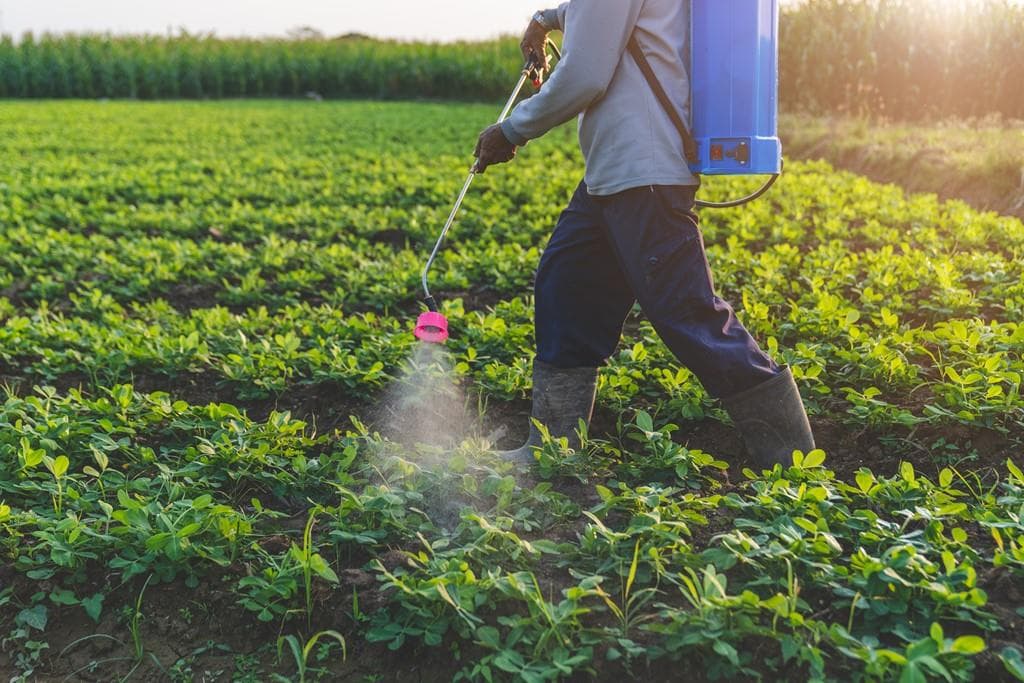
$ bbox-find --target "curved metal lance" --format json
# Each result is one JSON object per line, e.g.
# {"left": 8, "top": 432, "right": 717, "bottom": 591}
{"left": 415, "top": 43, "right": 560, "bottom": 344}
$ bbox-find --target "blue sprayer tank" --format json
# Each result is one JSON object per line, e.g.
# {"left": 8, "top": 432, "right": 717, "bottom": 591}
{"left": 689, "top": 0, "right": 781, "bottom": 175}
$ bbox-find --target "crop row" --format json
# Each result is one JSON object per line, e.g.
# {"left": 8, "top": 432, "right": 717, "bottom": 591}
{"left": 1, "top": 288, "right": 1022, "bottom": 437}
{"left": 2, "top": 99, "right": 1024, "bottom": 680}
{"left": 0, "top": 34, "right": 522, "bottom": 101}
{"left": 1, "top": 385, "right": 1022, "bottom": 679}
{"left": 2, "top": 102, "right": 1024, "bottom": 437}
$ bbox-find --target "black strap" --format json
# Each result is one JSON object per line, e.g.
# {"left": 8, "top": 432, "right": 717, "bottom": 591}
{"left": 627, "top": 35, "right": 698, "bottom": 165}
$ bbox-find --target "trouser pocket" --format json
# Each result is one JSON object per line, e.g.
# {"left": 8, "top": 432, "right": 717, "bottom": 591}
{"left": 633, "top": 186, "right": 715, "bottom": 316}
{"left": 641, "top": 230, "right": 716, "bottom": 316}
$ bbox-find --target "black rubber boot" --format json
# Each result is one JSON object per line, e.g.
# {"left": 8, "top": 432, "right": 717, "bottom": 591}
{"left": 719, "top": 366, "right": 815, "bottom": 468}
{"left": 499, "top": 360, "right": 599, "bottom": 466}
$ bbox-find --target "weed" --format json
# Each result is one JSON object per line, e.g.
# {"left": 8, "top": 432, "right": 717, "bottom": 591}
{"left": 275, "top": 630, "right": 346, "bottom": 683}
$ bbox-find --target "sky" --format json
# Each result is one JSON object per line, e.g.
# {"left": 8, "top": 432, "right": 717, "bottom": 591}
{"left": 0, "top": 0, "right": 553, "bottom": 42}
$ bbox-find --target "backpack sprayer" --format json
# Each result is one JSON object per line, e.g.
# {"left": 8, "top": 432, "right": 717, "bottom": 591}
{"left": 416, "top": 0, "right": 781, "bottom": 343}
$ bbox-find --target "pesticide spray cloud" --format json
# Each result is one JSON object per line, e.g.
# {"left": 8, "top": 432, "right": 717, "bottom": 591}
{"left": 376, "top": 342, "right": 479, "bottom": 455}
{"left": 370, "top": 341, "right": 511, "bottom": 533}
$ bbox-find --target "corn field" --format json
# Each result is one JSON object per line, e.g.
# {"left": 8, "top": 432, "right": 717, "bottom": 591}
{"left": 0, "top": 0, "right": 1022, "bottom": 119}
{"left": 779, "top": 0, "right": 1024, "bottom": 119}
{"left": 0, "top": 33, "right": 521, "bottom": 101}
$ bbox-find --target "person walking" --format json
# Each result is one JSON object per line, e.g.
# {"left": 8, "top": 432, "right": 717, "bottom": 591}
{"left": 474, "top": 0, "right": 814, "bottom": 467}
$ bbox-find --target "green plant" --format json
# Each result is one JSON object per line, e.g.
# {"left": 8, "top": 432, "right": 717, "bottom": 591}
{"left": 237, "top": 549, "right": 301, "bottom": 623}
{"left": 292, "top": 509, "right": 340, "bottom": 630}
{"left": 832, "top": 622, "right": 984, "bottom": 682}
{"left": 42, "top": 455, "right": 69, "bottom": 516}
{"left": 592, "top": 540, "right": 658, "bottom": 654}
{"left": 128, "top": 574, "right": 153, "bottom": 662}
{"left": 275, "top": 630, "right": 346, "bottom": 683}
{"left": 1, "top": 99, "right": 1023, "bottom": 682}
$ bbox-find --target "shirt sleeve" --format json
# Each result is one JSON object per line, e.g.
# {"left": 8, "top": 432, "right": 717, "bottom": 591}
{"left": 502, "top": 0, "right": 645, "bottom": 146}
{"left": 540, "top": 3, "right": 570, "bottom": 31}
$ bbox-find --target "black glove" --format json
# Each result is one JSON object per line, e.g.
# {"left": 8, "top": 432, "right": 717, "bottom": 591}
{"left": 521, "top": 19, "right": 551, "bottom": 86}
{"left": 473, "top": 124, "right": 517, "bottom": 173}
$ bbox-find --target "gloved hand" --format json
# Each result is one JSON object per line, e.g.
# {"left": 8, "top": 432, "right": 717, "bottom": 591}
{"left": 521, "top": 18, "right": 551, "bottom": 85}
{"left": 473, "top": 124, "right": 517, "bottom": 173}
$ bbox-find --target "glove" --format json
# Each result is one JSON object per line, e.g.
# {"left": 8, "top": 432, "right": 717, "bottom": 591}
{"left": 473, "top": 124, "right": 517, "bottom": 173}
{"left": 521, "top": 18, "right": 551, "bottom": 87}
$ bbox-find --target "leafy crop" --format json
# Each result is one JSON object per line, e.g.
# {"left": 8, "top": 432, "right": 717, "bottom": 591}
{"left": 0, "top": 101, "right": 1022, "bottom": 680}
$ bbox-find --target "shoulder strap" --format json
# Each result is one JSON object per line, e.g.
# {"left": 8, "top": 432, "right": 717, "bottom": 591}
{"left": 627, "top": 35, "right": 698, "bottom": 165}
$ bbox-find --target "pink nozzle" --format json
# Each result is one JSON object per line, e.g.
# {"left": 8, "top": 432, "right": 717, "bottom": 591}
{"left": 414, "top": 311, "right": 449, "bottom": 344}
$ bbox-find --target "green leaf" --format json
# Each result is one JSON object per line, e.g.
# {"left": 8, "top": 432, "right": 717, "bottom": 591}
{"left": 794, "top": 517, "right": 819, "bottom": 534}
{"left": 950, "top": 635, "right": 985, "bottom": 655}
{"left": 81, "top": 593, "right": 104, "bottom": 623}
{"left": 177, "top": 522, "right": 203, "bottom": 538}
{"left": 277, "top": 634, "right": 303, "bottom": 669}
{"left": 1007, "top": 459, "right": 1024, "bottom": 484}
{"left": 938, "top": 468, "right": 953, "bottom": 488}
{"left": 802, "top": 449, "right": 826, "bottom": 468}
{"left": 49, "top": 455, "right": 69, "bottom": 478}
{"left": 26, "top": 568, "right": 55, "bottom": 580}
{"left": 712, "top": 640, "right": 739, "bottom": 665}
{"left": 941, "top": 551, "right": 956, "bottom": 574}
{"left": 856, "top": 471, "right": 875, "bottom": 493}
{"left": 914, "top": 655, "right": 953, "bottom": 682}
{"left": 93, "top": 450, "right": 109, "bottom": 471}
{"left": 595, "top": 484, "right": 614, "bottom": 502}
{"left": 1000, "top": 646, "right": 1024, "bottom": 681}
{"left": 310, "top": 554, "right": 340, "bottom": 583}
{"left": 898, "top": 663, "right": 927, "bottom": 683}
{"left": 49, "top": 589, "right": 78, "bottom": 606}
{"left": 19, "top": 438, "right": 44, "bottom": 469}
{"left": 936, "top": 503, "right": 967, "bottom": 517}
{"left": 303, "top": 629, "right": 347, "bottom": 663}
{"left": 435, "top": 583, "right": 459, "bottom": 610}
{"left": 492, "top": 648, "right": 526, "bottom": 673}
{"left": 475, "top": 625, "right": 500, "bottom": 649}
{"left": 146, "top": 532, "right": 172, "bottom": 551}
{"left": 16, "top": 604, "right": 48, "bottom": 631}
{"left": 625, "top": 540, "right": 640, "bottom": 597}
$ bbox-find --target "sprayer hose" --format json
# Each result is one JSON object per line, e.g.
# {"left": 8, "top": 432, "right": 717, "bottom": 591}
{"left": 695, "top": 171, "right": 780, "bottom": 210}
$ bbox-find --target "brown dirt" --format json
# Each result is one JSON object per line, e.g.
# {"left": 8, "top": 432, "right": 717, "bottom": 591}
{"left": 781, "top": 122, "right": 1024, "bottom": 222}
{"left": 2, "top": 564, "right": 464, "bottom": 683}
{"left": 2, "top": 368, "right": 1021, "bottom": 681}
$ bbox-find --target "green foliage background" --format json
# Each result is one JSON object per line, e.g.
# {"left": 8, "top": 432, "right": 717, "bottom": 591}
{"left": 1, "top": 0, "right": 1023, "bottom": 119}
{"left": 0, "top": 97, "right": 1023, "bottom": 680}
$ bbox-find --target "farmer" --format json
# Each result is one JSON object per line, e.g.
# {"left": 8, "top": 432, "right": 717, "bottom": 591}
{"left": 473, "top": 0, "right": 815, "bottom": 467}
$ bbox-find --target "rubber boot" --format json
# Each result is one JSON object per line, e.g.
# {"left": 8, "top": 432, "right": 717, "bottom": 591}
{"left": 719, "top": 366, "right": 815, "bottom": 468}
{"left": 498, "top": 360, "right": 599, "bottom": 466}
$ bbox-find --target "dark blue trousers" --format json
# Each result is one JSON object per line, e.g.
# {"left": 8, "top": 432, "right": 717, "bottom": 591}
{"left": 535, "top": 181, "right": 779, "bottom": 399}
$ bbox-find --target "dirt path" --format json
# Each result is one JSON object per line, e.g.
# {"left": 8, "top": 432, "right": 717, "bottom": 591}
{"left": 780, "top": 114, "right": 1024, "bottom": 221}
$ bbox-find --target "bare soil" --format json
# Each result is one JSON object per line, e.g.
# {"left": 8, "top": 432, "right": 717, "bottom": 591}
{"left": 2, "top": 368, "right": 1021, "bottom": 681}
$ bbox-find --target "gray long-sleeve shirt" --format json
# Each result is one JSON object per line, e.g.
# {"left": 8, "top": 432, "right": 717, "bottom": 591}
{"left": 502, "top": 0, "right": 698, "bottom": 196}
